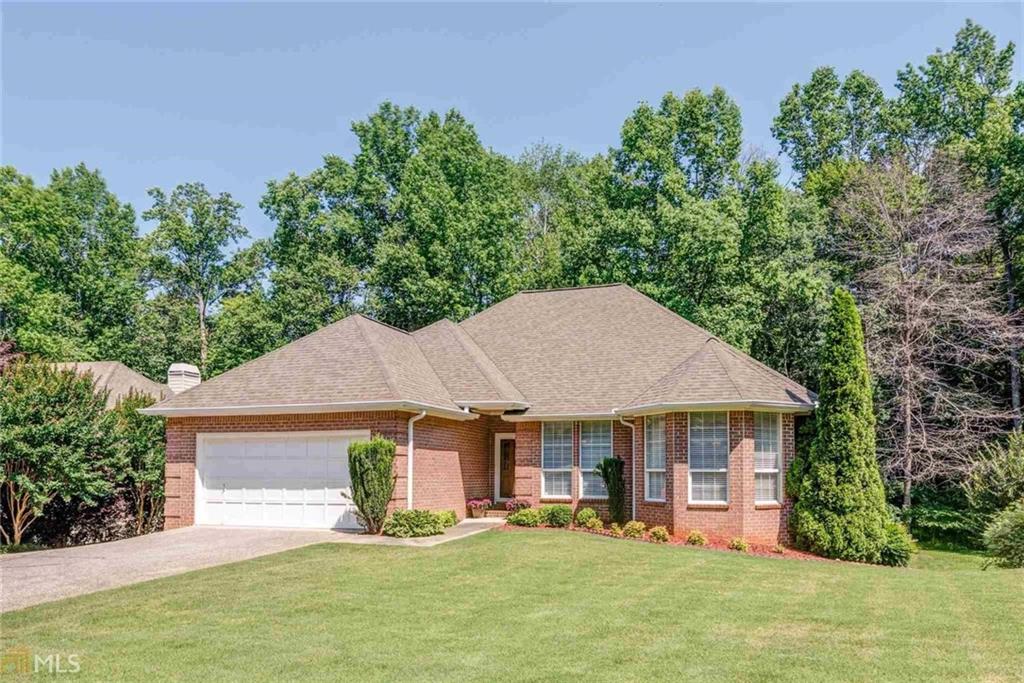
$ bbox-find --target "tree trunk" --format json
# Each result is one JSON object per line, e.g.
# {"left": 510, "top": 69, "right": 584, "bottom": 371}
{"left": 197, "top": 293, "right": 208, "bottom": 374}
{"left": 1001, "top": 237, "right": 1021, "bottom": 428}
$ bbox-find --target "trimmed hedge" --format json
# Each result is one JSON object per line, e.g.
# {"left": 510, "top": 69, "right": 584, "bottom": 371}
{"left": 436, "top": 510, "right": 458, "bottom": 528}
{"left": 382, "top": 509, "right": 447, "bottom": 538}
{"left": 622, "top": 521, "right": 646, "bottom": 538}
{"left": 348, "top": 436, "right": 396, "bottom": 534}
{"left": 507, "top": 508, "right": 542, "bottom": 527}
{"left": 575, "top": 507, "right": 598, "bottom": 527}
{"left": 650, "top": 526, "right": 670, "bottom": 543}
{"left": 540, "top": 504, "right": 572, "bottom": 528}
{"left": 686, "top": 530, "right": 708, "bottom": 546}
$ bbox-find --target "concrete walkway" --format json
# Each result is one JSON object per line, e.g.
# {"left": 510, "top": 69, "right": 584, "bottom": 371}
{"left": 0, "top": 518, "right": 503, "bottom": 613}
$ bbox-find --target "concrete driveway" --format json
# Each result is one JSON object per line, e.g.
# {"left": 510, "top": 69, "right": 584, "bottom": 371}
{"left": 0, "top": 520, "right": 502, "bottom": 613}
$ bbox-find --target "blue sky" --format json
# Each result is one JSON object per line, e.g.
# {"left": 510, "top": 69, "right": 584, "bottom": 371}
{"left": 3, "top": 3, "right": 1021, "bottom": 240}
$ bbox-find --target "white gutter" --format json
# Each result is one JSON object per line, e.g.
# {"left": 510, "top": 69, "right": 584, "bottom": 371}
{"left": 618, "top": 416, "right": 637, "bottom": 521}
{"left": 455, "top": 400, "right": 532, "bottom": 411}
{"left": 406, "top": 410, "right": 427, "bottom": 510}
{"left": 139, "top": 399, "right": 478, "bottom": 421}
{"left": 502, "top": 411, "right": 617, "bottom": 422}
{"left": 614, "top": 400, "right": 816, "bottom": 417}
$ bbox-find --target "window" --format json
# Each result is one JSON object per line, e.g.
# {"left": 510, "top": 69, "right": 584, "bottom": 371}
{"left": 688, "top": 412, "right": 729, "bottom": 504}
{"left": 580, "top": 421, "right": 611, "bottom": 498}
{"left": 754, "top": 412, "right": 781, "bottom": 503}
{"left": 644, "top": 415, "right": 666, "bottom": 501}
{"left": 542, "top": 422, "right": 573, "bottom": 498}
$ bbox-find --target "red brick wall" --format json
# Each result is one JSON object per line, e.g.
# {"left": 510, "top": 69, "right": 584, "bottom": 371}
{"left": 513, "top": 411, "right": 797, "bottom": 543}
{"left": 164, "top": 411, "right": 497, "bottom": 529}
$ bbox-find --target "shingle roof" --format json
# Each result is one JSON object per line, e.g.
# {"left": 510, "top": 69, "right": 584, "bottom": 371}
{"left": 144, "top": 284, "right": 815, "bottom": 418}
{"left": 53, "top": 361, "right": 171, "bottom": 409}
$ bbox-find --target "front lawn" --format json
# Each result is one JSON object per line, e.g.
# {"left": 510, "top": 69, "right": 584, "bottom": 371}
{"left": 2, "top": 530, "right": 1021, "bottom": 681}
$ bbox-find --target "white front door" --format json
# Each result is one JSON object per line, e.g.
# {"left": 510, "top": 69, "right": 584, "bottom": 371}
{"left": 196, "top": 431, "right": 369, "bottom": 530}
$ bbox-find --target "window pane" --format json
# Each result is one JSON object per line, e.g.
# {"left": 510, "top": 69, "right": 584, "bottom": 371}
{"left": 754, "top": 413, "right": 780, "bottom": 471}
{"left": 581, "top": 472, "right": 606, "bottom": 498}
{"left": 645, "top": 415, "right": 666, "bottom": 470}
{"left": 646, "top": 471, "right": 665, "bottom": 501}
{"left": 542, "top": 422, "right": 573, "bottom": 469}
{"left": 689, "top": 412, "right": 728, "bottom": 470}
{"left": 756, "top": 472, "right": 779, "bottom": 502}
{"left": 580, "top": 421, "right": 611, "bottom": 469}
{"left": 691, "top": 471, "right": 727, "bottom": 503}
{"left": 543, "top": 471, "right": 571, "bottom": 497}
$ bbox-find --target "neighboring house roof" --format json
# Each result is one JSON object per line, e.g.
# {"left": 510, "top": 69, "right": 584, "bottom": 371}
{"left": 53, "top": 361, "right": 172, "bottom": 409}
{"left": 143, "top": 284, "right": 815, "bottom": 419}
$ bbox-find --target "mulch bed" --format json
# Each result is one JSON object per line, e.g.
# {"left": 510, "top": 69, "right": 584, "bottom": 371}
{"left": 496, "top": 523, "right": 832, "bottom": 562}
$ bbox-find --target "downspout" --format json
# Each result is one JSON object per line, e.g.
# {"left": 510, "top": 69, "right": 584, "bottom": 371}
{"left": 407, "top": 411, "right": 427, "bottom": 510}
{"left": 618, "top": 416, "right": 637, "bottom": 521}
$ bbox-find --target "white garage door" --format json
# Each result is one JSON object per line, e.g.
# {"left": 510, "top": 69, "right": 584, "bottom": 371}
{"left": 196, "top": 431, "right": 369, "bottom": 530}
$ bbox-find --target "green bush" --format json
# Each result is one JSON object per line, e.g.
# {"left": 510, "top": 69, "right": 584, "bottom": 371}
{"left": 622, "top": 520, "right": 646, "bottom": 538}
{"left": 965, "top": 433, "right": 1024, "bottom": 515}
{"left": 348, "top": 436, "right": 397, "bottom": 534}
{"left": 507, "top": 508, "right": 542, "bottom": 527}
{"left": 771, "top": 544, "right": 786, "bottom": 554}
{"left": 584, "top": 517, "right": 604, "bottom": 531}
{"left": 983, "top": 501, "right": 1024, "bottom": 569}
{"left": 595, "top": 457, "right": 627, "bottom": 524}
{"left": 905, "top": 485, "right": 986, "bottom": 549}
{"left": 649, "top": 526, "right": 670, "bottom": 543}
{"left": 686, "top": 530, "right": 708, "bottom": 546}
{"left": 609, "top": 523, "right": 623, "bottom": 537}
{"left": 728, "top": 537, "right": 749, "bottom": 552}
{"left": 540, "top": 504, "right": 572, "bottom": 527}
{"left": 436, "top": 510, "right": 458, "bottom": 528}
{"left": 879, "top": 520, "right": 914, "bottom": 567}
{"left": 382, "top": 509, "right": 446, "bottom": 538}
{"left": 575, "top": 507, "right": 598, "bottom": 527}
{"left": 787, "top": 289, "right": 895, "bottom": 565}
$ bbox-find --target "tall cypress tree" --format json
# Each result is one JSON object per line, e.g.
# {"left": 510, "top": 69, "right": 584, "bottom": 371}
{"left": 787, "top": 288, "right": 905, "bottom": 564}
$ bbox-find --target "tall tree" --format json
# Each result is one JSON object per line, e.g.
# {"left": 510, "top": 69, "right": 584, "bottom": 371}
{"left": 143, "top": 182, "right": 256, "bottom": 374}
{"left": 787, "top": 288, "right": 904, "bottom": 565}
{"left": 834, "top": 155, "right": 1020, "bottom": 508}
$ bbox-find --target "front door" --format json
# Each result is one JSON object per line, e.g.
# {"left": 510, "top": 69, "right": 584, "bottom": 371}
{"left": 499, "top": 438, "right": 516, "bottom": 499}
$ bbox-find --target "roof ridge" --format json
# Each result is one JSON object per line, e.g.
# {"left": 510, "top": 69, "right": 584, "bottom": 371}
{"left": 353, "top": 315, "right": 403, "bottom": 400}
{"left": 447, "top": 324, "right": 525, "bottom": 401}
{"left": 517, "top": 283, "right": 627, "bottom": 294}
{"left": 708, "top": 340, "right": 748, "bottom": 401}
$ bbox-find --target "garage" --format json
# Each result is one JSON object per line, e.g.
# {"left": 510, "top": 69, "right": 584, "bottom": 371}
{"left": 195, "top": 431, "right": 370, "bottom": 530}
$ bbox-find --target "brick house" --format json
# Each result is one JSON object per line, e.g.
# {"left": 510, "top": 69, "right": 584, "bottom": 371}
{"left": 143, "top": 284, "right": 815, "bottom": 543}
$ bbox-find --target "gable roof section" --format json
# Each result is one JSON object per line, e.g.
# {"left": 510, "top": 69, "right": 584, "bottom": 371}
{"left": 141, "top": 315, "right": 472, "bottom": 420}
{"left": 53, "top": 361, "right": 172, "bottom": 409}
{"left": 412, "top": 320, "right": 526, "bottom": 406}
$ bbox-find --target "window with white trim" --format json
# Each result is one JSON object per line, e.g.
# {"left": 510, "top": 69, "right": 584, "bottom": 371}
{"left": 688, "top": 412, "right": 729, "bottom": 503}
{"left": 580, "top": 421, "right": 611, "bottom": 498}
{"left": 644, "top": 415, "right": 666, "bottom": 501}
{"left": 542, "top": 422, "right": 573, "bottom": 498}
{"left": 754, "top": 412, "right": 781, "bottom": 503}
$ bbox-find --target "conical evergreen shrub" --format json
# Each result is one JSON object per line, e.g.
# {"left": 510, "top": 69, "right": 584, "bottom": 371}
{"left": 788, "top": 288, "right": 911, "bottom": 565}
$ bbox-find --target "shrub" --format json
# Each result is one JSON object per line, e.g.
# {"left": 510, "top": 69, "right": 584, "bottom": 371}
{"left": 436, "top": 510, "right": 458, "bottom": 528}
{"left": 505, "top": 498, "right": 531, "bottom": 512}
{"left": 382, "top": 509, "right": 447, "bottom": 537}
{"left": 348, "top": 436, "right": 397, "bottom": 534}
{"left": 609, "top": 523, "right": 623, "bottom": 537}
{"left": 983, "top": 501, "right": 1024, "bottom": 569}
{"left": 111, "top": 391, "right": 166, "bottom": 535}
{"left": 507, "top": 508, "right": 542, "bottom": 527}
{"left": 575, "top": 507, "right": 598, "bottom": 527}
{"left": 622, "top": 520, "right": 646, "bottom": 538}
{"left": 0, "top": 360, "right": 114, "bottom": 545}
{"left": 771, "top": 544, "right": 786, "bottom": 554}
{"left": 787, "top": 289, "right": 894, "bottom": 565}
{"left": 729, "top": 537, "right": 750, "bottom": 552}
{"left": 905, "top": 484, "right": 986, "bottom": 549}
{"left": 584, "top": 517, "right": 604, "bottom": 531}
{"left": 649, "top": 526, "right": 670, "bottom": 543}
{"left": 879, "top": 520, "right": 914, "bottom": 567}
{"left": 965, "top": 433, "right": 1024, "bottom": 515}
{"left": 467, "top": 498, "right": 491, "bottom": 511}
{"left": 686, "top": 530, "right": 708, "bottom": 546}
{"left": 595, "top": 457, "right": 627, "bottom": 524}
{"left": 540, "top": 504, "right": 572, "bottom": 528}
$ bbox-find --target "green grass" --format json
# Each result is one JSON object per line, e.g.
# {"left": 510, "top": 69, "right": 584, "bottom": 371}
{"left": 3, "top": 530, "right": 1022, "bottom": 682}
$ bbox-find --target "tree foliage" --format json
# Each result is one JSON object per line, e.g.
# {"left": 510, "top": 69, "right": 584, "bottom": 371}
{"left": 788, "top": 289, "right": 908, "bottom": 565}
{"left": 110, "top": 391, "right": 166, "bottom": 534}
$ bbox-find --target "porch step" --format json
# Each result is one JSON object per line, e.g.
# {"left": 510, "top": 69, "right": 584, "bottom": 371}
{"left": 484, "top": 509, "right": 509, "bottom": 518}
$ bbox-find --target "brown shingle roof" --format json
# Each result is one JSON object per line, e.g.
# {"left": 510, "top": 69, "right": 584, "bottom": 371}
{"left": 144, "top": 284, "right": 814, "bottom": 418}
{"left": 53, "top": 361, "right": 171, "bottom": 409}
